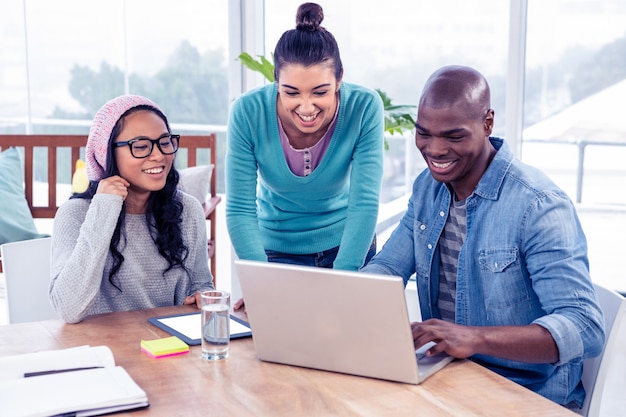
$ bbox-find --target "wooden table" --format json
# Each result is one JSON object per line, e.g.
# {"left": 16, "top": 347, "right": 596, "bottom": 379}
{"left": 0, "top": 306, "right": 577, "bottom": 417}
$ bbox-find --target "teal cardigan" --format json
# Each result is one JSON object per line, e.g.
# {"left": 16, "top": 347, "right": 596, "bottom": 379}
{"left": 226, "top": 81, "right": 384, "bottom": 270}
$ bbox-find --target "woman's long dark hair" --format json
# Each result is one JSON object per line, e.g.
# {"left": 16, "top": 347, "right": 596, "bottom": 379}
{"left": 73, "top": 105, "right": 189, "bottom": 290}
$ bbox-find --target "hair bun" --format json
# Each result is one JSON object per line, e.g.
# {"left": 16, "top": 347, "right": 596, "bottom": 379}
{"left": 296, "top": 2, "right": 324, "bottom": 31}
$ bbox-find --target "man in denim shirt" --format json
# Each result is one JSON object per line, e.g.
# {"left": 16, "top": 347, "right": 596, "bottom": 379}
{"left": 361, "top": 65, "right": 605, "bottom": 408}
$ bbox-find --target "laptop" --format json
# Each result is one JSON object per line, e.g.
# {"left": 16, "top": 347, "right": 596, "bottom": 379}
{"left": 234, "top": 259, "right": 454, "bottom": 384}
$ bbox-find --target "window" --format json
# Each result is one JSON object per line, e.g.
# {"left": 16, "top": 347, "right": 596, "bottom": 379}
{"left": 3, "top": 2, "right": 624, "bottom": 262}
{"left": 522, "top": 0, "right": 626, "bottom": 206}
{"left": 1, "top": 0, "right": 229, "bottom": 190}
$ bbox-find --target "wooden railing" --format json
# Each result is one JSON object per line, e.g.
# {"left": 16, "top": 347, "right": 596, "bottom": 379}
{"left": 0, "top": 134, "right": 220, "bottom": 279}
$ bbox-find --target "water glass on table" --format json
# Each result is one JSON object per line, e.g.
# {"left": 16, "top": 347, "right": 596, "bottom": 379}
{"left": 200, "top": 290, "right": 230, "bottom": 360}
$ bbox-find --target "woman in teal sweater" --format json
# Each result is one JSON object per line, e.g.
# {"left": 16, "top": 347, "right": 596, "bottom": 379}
{"left": 226, "top": 3, "right": 384, "bottom": 287}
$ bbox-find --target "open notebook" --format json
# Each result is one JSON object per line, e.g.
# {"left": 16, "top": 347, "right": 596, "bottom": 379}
{"left": 235, "top": 260, "right": 454, "bottom": 384}
{"left": 0, "top": 345, "right": 148, "bottom": 417}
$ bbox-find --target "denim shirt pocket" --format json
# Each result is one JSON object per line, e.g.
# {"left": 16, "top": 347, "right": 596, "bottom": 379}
{"left": 479, "top": 248, "right": 517, "bottom": 273}
{"left": 478, "top": 247, "right": 531, "bottom": 324}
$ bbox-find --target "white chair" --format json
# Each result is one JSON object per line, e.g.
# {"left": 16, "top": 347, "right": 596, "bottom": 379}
{"left": 0, "top": 237, "right": 59, "bottom": 323}
{"left": 577, "top": 282, "right": 626, "bottom": 417}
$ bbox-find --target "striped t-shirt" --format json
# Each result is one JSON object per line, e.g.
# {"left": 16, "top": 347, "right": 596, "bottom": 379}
{"left": 437, "top": 196, "right": 467, "bottom": 322}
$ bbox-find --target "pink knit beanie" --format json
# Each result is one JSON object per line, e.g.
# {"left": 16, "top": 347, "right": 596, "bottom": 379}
{"left": 85, "top": 94, "right": 161, "bottom": 181}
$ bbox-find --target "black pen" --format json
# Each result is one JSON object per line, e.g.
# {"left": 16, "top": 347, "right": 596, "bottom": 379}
{"left": 24, "top": 366, "right": 104, "bottom": 378}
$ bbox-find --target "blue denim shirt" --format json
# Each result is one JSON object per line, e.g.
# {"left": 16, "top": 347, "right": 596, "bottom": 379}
{"left": 362, "top": 138, "right": 605, "bottom": 406}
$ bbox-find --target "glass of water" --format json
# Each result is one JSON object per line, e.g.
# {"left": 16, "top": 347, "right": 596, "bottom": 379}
{"left": 200, "top": 290, "right": 230, "bottom": 360}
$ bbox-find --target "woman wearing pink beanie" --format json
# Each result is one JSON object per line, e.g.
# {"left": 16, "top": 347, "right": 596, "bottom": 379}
{"left": 49, "top": 95, "right": 214, "bottom": 323}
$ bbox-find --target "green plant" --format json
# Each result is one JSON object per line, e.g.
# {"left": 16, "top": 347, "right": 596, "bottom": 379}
{"left": 237, "top": 52, "right": 416, "bottom": 149}
{"left": 375, "top": 89, "right": 416, "bottom": 137}
{"left": 237, "top": 53, "right": 276, "bottom": 84}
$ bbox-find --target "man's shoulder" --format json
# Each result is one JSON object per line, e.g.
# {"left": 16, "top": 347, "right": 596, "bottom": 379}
{"left": 506, "top": 157, "right": 564, "bottom": 193}
{"left": 487, "top": 138, "right": 567, "bottom": 199}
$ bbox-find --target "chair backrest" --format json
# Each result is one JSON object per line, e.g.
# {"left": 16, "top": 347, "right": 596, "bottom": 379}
{"left": 577, "top": 282, "right": 626, "bottom": 417}
{"left": 0, "top": 237, "right": 59, "bottom": 323}
{"left": 0, "top": 135, "right": 86, "bottom": 218}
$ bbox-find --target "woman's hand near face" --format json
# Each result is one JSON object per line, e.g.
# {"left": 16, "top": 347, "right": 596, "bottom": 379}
{"left": 96, "top": 175, "right": 130, "bottom": 200}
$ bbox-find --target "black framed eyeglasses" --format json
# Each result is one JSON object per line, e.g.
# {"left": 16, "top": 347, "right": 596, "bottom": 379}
{"left": 113, "top": 134, "right": 180, "bottom": 158}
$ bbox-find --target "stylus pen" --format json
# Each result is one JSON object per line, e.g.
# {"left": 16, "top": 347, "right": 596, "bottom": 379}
{"left": 24, "top": 366, "right": 104, "bottom": 378}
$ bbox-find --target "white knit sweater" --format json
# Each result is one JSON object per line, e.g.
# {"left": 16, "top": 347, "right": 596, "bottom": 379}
{"left": 49, "top": 191, "right": 213, "bottom": 323}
